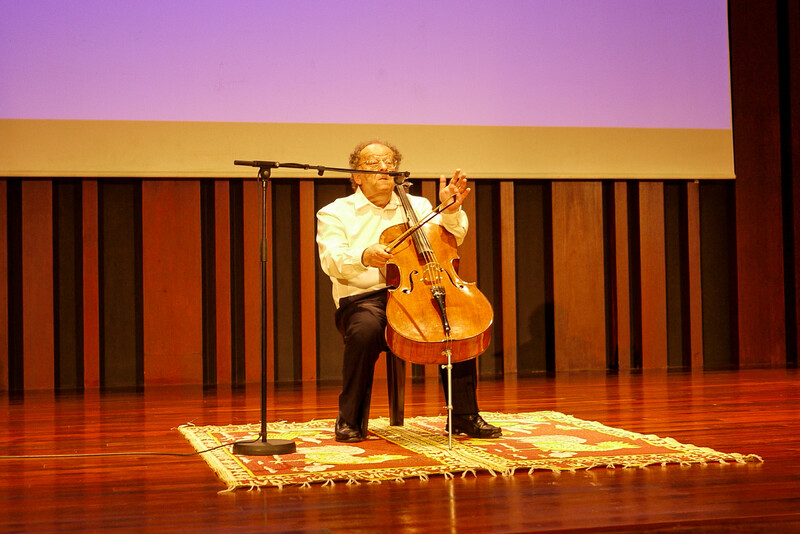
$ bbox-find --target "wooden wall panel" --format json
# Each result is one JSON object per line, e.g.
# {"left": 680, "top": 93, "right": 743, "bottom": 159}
{"left": 788, "top": 0, "right": 800, "bottom": 366}
{"left": 52, "top": 181, "right": 83, "bottom": 389}
{"left": 685, "top": 182, "right": 704, "bottom": 369}
{"left": 513, "top": 182, "right": 550, "bottom": 374}
{"left": 730, "top": 0, "right": 787, "bottom": 367}
{"left": 0, "top": 181, "right": 7, "bottom": 390}
{"left": 242, "top": 179, "right": 267, "bottom": 382}
{"left": 228, "top": 181, "right": 245, "bottom": 384}
{"left": 698, "top": 182, "right": 737, "bottom": 369}
{"left": 499, "top": 181, "right": 517, "bottom": 374}
{"left": 613, "top": 182, "right": 631, "bottom": 371}
{"left": 551, "top": 182, "right": 606, "bottom": 371}
{"left": 141, "top": 180, "right": 203, "bottom": 384}
{"left": 269, "top": 182, "right": 298, "bottom": 382}
{"left": 214, "top": 181, "right": 232, "bottom": 385}
{"left": 8, "top": 180, "right": 24, "bottom": 390}
{"left": 638, "top": 182, "right": 668, "bottom": 369}
{"left": 21, "top": 180, "right": 54, "bottom": 390}
{"left": 265, "top": 180, "right": 275, "bottom": 381}
{"left": 99, "top": 182, "right": 142, "bottom": 387}
{"left": 199, "top": 181, "right": 215, "bottom": 385}
{"left": 299, "top": 180, "right": 317, "bottom": 381}
{"left": 82, "top": 180, "right": 100, "bottom": 387}
{"left": 475, "top": 182, "right": 501, "bottom": 375}
{"left": 314, "top": 180, "right": 351, "bottom": 382}
{"left": 663, "top": 183, "right": 683, "bottom": 368}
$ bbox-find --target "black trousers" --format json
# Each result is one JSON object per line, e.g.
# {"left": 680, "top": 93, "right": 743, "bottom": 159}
{"left": 334, "top": 289, "right": 479, "bottom": 430}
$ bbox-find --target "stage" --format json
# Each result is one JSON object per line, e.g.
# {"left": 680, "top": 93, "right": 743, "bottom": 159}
{"left": 1, "top": 369, "right": 799, "bottom": 532}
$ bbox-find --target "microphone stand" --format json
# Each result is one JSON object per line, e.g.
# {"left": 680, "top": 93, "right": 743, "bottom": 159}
{"left": 230, "top": 160, "right": 408, "bottom": 456}
{"left": 231, "top": 163, "right": 295, "bottom": 455}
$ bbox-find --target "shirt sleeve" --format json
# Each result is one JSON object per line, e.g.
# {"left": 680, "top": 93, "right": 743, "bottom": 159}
{"left": 439, "top": 209, "right": 469, "bottom": 246}
{"left": 316, "top": 206, "right": 369, "bottom": 280}
{"left": 412, "top": 196, "right": 469, "bottom": 246}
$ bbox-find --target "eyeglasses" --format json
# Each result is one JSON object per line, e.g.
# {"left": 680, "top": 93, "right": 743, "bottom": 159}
{"left": 359, "top": 157, "right": 396, "bottom": 170}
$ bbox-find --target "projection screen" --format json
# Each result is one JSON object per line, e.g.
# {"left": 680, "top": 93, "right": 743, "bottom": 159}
{"left": 0, "top": 0, "right": 734, "bottom": 179}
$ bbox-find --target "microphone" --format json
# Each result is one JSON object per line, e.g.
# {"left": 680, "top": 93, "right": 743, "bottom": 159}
{"left": 234, "top": 160, "right": 279, "bottom": 168}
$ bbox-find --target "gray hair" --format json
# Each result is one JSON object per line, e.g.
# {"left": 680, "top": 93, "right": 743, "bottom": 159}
{"left": 347, "top": 139, "right": 403, "bottom": 190}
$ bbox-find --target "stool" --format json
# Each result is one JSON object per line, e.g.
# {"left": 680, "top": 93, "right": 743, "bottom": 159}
{"left": 386, "top": 351, "right": 406, "bottom": 426}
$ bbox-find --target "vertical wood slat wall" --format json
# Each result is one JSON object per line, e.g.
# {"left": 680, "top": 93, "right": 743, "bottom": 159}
{"left": 1, "top": 0, "right": 798, "bottom": 391}
{"left": 0, "top": 173, "right": 796, "bottom": 392}
{"left": 141, "top": 180, "right": 203, "bottom": 384}
{"left": 21, "top": 181, "right": 55, "bottom": 390}
{"left": 789, "top": 0, "right": 800, "bottom": 366}
{"left": 550, "top": 182, "right": 606, "bottom": 371}
{"left": 0, "top": 181, "right": 7, "bottom": 389}
{"left": 730, "top": 0, "right": 788, "bottom": 368}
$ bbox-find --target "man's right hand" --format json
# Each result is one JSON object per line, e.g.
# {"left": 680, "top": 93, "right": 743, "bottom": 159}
{"left": 362, "top": 244, "right": 393, "bottom": 268}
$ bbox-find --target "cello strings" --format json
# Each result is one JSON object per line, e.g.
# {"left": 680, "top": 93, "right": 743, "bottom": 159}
{"left": 410, "top": 208, "right": 442, "bottom": 287}
{"left": 396, "top": 184, "right": 443, "bottom": 287}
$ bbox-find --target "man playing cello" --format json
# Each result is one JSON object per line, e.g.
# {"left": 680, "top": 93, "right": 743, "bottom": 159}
{"left": 316, "top": 140, "right": 501, "bottom": 443}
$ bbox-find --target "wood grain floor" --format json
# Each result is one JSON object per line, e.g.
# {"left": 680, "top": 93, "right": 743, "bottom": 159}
{"left": 1, "top": 368, "right": 799, "bottom": 533}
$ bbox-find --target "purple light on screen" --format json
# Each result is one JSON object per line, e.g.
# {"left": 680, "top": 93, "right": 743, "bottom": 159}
{"left": 0, "top": 0, "right": 731, "bottom": 128}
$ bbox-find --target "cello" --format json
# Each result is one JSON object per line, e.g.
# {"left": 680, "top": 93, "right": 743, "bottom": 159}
{"left": 380, "top": 179, "right": 493, "bottom": 366}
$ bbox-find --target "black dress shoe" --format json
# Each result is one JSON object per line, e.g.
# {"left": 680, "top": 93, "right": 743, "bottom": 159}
{"left": 446, "top": 413, "right": 502, "bottom": 439}
{"left": 335, "top": 417, "right": 364, "bottom": 443}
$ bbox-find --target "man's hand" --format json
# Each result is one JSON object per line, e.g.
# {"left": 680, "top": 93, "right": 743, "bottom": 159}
{"left": 362, "top": 244, "right": 393, "bottom": 268}
{"left": 439, "top": 169, "right": 470, "bottom": 213}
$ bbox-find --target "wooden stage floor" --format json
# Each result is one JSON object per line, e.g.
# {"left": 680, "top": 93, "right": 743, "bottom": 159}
{"left": 1, "top": 368, "right": 799, "bottom": 533}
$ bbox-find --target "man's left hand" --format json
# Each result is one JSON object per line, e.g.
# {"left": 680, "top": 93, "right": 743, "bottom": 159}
{"left": 439, "top": 169, "right": 470, "bottom": 213}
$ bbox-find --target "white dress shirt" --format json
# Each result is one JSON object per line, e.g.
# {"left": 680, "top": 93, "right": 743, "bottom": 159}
{"left": 316, "top": 187, "right": 468, "bottom": 307}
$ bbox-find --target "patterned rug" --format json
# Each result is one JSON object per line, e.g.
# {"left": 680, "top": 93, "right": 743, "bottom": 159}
{"left": 179, "top": 411, "right": 762, "bottom": 491}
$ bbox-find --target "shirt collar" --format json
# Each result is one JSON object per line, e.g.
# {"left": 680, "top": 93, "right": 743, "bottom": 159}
{"left": 354, "top": 187, "right": 400, "bottom": 212}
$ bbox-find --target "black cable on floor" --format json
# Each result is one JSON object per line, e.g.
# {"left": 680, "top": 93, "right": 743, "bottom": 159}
{"left": 0, "top": 436, "right": 262, "bottom": 459}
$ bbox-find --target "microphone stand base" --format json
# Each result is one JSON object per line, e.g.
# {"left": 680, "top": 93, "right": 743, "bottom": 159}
{"left": 233, "top": 439, "right": 296, "bottom": 456}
